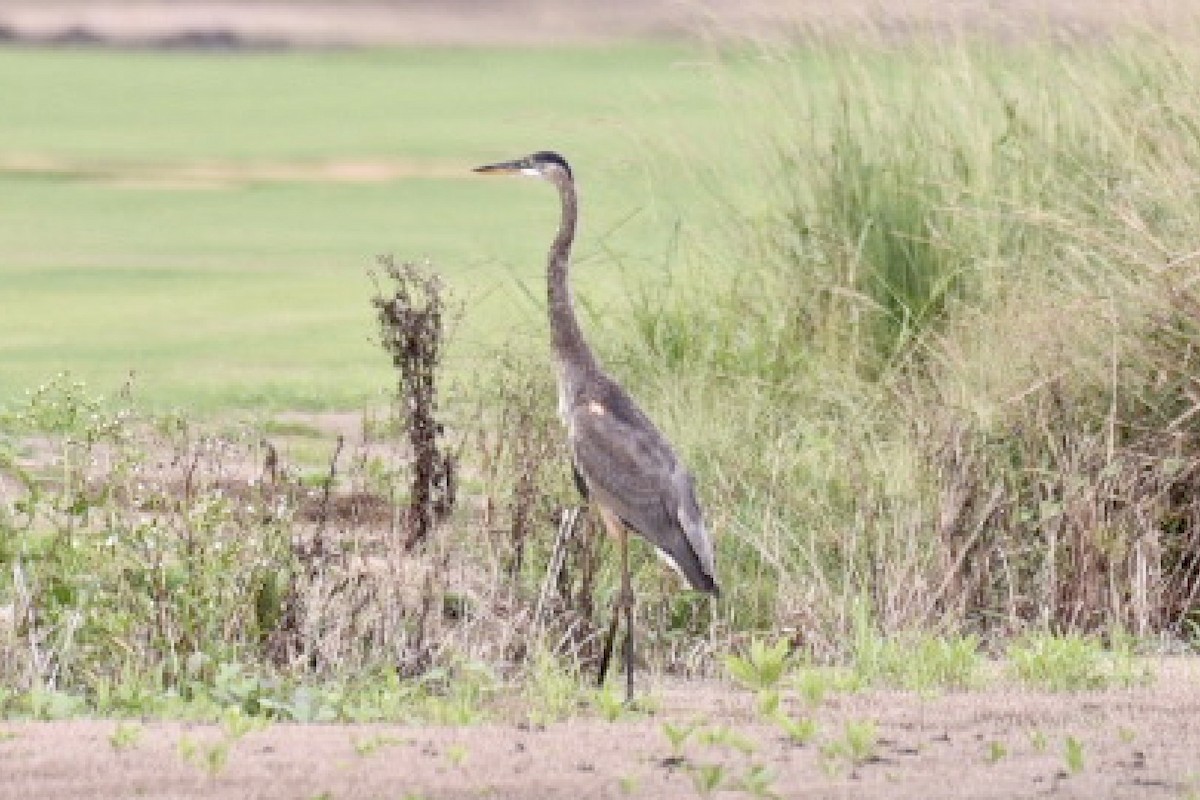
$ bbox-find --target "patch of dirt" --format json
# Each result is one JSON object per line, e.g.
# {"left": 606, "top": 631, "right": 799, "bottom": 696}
{"left": 0, "top": 154, "right": 469, "bottom": 189}
{"left": 2, "top": 658, "right": 1199, "bottom": 799}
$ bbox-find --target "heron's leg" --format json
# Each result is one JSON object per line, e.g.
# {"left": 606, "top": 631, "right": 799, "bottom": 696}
{"left": 620, "top": 528, "right": 635, "bottom": 704}
{"left": 596, "top": 510, "right": 631, "bottom": 692}
{"left": 596, "top": 589, "right": 622, "bottom": 688}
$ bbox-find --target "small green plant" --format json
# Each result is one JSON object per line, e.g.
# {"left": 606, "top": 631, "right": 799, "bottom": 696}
{"left": 1063, "top": 736, "right": 1085, "bottom": 775}
{"left": 818, "top": 746, "right": 845, "bottom": 778}
{"left": 588, "top": 685, "right": 656, "bottom": 722}
{"left": 1029, "top": 730, "right": 1048, "bottom": 753}
{"left": 792, "top": 668, "right": 832, "bottom": 708}
{"left": 221, "top": 706, "right": 268, "bottom": 740}
{"left": 662, "top": 720, "right": 701, "bottom": 755}
{"left": 618, "top": 774, "right": 641, "bottom": 795}
{"left": 774, "top": 712, "right": 818, "bottom": 745}
{"left": 724, "top": 638, "right": 790, "bottom": 691}
{"left": 445, "top": 742, "right": 468, "bottom": 768}
{"left": 696, "top": 725, "right": 757, "bottom": 755}
{"left": 178, "top": 734, "right": 231, "bottom": 778}
{"left": 842, "top": 720, "right": 879, "bottom": 764}
{"left": 108, "top": 722, "right": 142, "bottom": 752}
{"left": 821, "top": 719, "right": 879, "bottom": 773}
{"left": 591, "top": 686, "right": 628, "bottom": 722}
{"left": 756, "top": 689, "right": 780, "bottom": 718}
{"left": 352, "top": 733, "right": 406, "bottom": 757}
{"left": 737, "top": 763, "right": 780, "bottom": 799}
{"left": 1118, "top": 727, "right": 1136, "bottom": 744}
{"left": 986, "top": 740, "right": 1007, "bottom": 764}
{"left": 688, "top": 762, "right": 726, "bottom": 797}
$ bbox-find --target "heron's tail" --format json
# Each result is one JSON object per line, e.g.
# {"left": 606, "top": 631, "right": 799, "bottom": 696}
{"left": 653, "top": 541, "right": 719, "bottom": 597}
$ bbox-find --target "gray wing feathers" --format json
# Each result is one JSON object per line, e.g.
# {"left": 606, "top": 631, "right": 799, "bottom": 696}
{"left": 672, "top": 469, "right": 717, "bottom": 581}
{"left": 568, "top": 401, "right": 717, "bottom": 594}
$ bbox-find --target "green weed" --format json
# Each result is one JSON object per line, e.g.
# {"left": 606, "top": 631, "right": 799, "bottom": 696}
{"left": 792, "top": 668, "right": 834, "bottom": 708}
{"left": 221, "top": 706, "right": 269, "bottom": 740}
{"left": 445, "top": 742, "right": 469, "bottom": 768}
{"left": 1064, "top": 736, "right": 1085, "bottom": 775}
{"left": 1008, "top": 634, "right": 1147, "bottom": 691}
{"left": 821, "top": 719, "right": 880, "bottom": 773}
{"left": 737, "top": 763, "right": 780, "bottom": 799}
{"left": 842, "top": 720, "right": 880, "bottom": 764}
{"left": 352, "top": 733, "right": 406, "bottom": 757}
{"left": 662, "top": 720, "right": 701, "bottom": 755}
{"left": 108, "top": 722, "right": 142, "bottom": 752}
{"left": 755, "top": 689, "right": 781, "bottom": 718}
{"left": 688, "top": 762, "right": 725, "bottom": 797}
{"left": 178, "top": 734, "right": 231, "bottom": 778}
{"left": 847, "top": 608, "right": 981, "bottom": 689}
{"left": 696, "top": 724, "right": 758, "bottom": 755}
{"left": 591, "top": 686, "right": 629, "bottom": 723}
{"left": 724, "top": 638, "right": 791, "bottom": 692}
{"left": 774, "top": 712, "right": 819, "bottom": 745}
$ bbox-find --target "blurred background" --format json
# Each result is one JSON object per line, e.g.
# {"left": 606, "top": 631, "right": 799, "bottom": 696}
{"left": 0, "top": 0, "right": 1192, "bottom": 412}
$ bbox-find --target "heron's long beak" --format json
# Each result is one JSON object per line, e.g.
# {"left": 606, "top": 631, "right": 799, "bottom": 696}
{"left": 472, "top": 159, "right": 524, "bottom": 175}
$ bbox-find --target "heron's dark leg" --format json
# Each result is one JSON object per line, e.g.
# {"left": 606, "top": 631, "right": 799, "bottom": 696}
{"left": 596, "top": 510, "right": 631, "bottom": 694}
{"left": 619, "top": 527, "right": 635, "bottom": 703}
{"left": 596, "top": 588, "right": 622, "bottom": 688}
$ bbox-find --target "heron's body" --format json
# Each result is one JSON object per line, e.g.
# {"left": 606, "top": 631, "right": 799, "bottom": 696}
{"left": 474, "top": 150, "right": 718, "bottom": 699}
{"left": 559, "top": 368, "right": 717, "bottom": 594}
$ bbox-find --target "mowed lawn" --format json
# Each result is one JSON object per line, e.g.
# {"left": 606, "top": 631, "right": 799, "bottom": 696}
{"left": 0, "top": 45, "right": 761, "bottom": 411}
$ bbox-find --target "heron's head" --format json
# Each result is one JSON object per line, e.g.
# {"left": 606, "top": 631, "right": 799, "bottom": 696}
{"left": 473, "top": 151, "right": 573, "bottom": 183}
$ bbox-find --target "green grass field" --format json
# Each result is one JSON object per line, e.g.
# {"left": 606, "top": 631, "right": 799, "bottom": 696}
{"left": 0, "top": 45, "right": 765, "bottom": 410}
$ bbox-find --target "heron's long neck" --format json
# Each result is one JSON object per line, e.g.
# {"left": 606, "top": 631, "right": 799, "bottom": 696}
{"left": 548, "top": 175, "right": 598, "bottom": 378}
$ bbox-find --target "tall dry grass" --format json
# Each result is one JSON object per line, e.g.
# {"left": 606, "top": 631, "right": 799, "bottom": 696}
{"left": 615, "top": 36, "right": 1200, "bottom": 656}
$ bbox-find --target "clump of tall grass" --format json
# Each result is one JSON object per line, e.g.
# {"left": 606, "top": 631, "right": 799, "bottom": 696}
{"left": 618, "top": 36, "right": 1200, "bottom": 656}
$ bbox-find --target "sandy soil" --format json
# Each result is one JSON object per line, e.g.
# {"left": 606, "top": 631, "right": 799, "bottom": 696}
{"left": 3, "top": 659, "right": 1199, "bottom": 799}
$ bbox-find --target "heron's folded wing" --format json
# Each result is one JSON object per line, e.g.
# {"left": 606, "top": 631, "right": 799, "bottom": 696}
{"left": 568, "top": 405, "right": 709, "bottom": 583}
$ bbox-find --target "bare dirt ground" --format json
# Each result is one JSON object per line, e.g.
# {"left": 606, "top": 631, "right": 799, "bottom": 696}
{"left": 2, "top": 659, "right": 1200, "bottom": 799}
